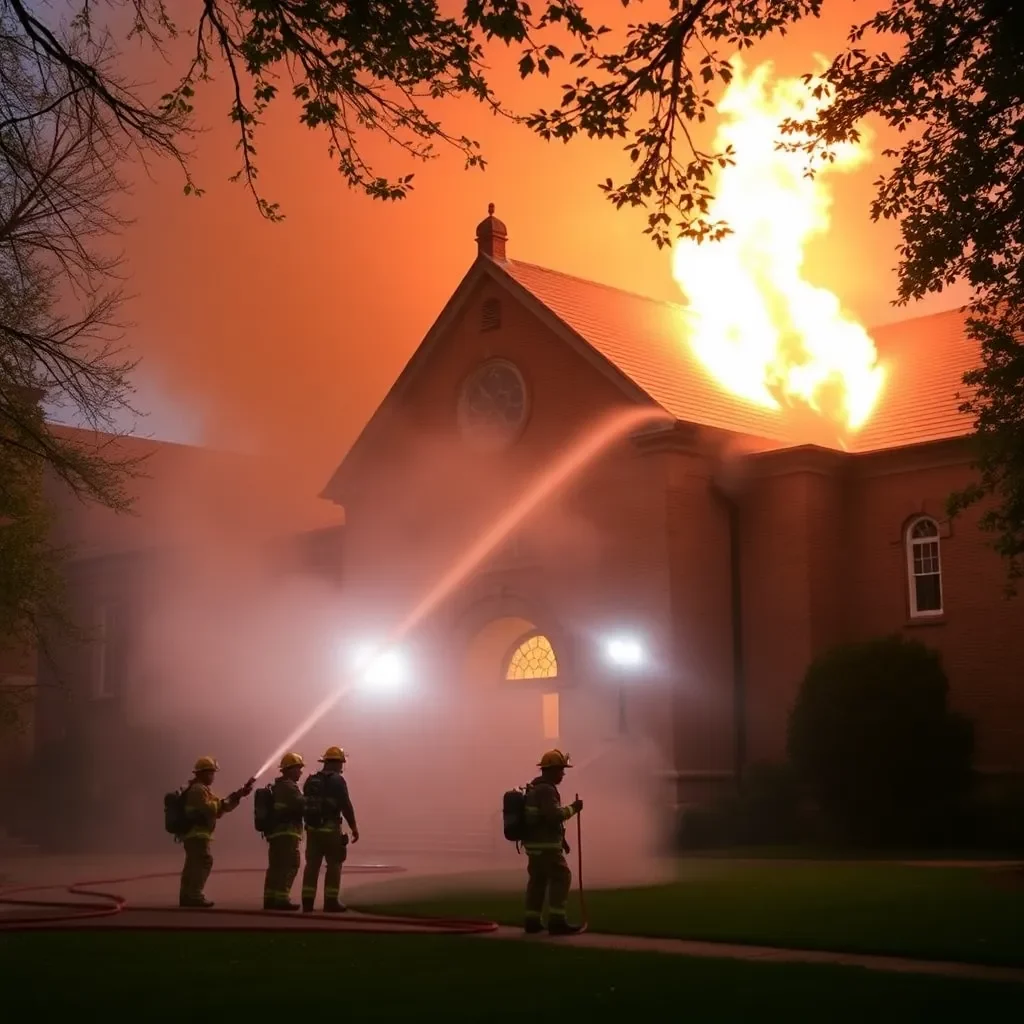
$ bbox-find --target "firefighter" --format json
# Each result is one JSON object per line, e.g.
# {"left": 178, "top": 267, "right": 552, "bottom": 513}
{"left": 522, "top": 749, "right": 583, "bottom": 935}
{"left": 179, "top": 756, "right": 255, "bottom": 908}
{"left": 301, "top": 745, "right": 359, "bottom": 912}
{"left": 263, "top": 751, "right": 306, "bottom": 911}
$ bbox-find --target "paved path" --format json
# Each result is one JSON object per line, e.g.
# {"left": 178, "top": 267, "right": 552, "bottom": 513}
{"left": 481, "top": 926, "right": 1024, "bottom": 984}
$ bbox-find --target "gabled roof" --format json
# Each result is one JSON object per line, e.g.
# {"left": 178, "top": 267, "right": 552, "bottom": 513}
{"left": 848, "top": 308, "right": 978, "bottom": 452}
{"left": 503, "top": 261, "right": 799, "bottom": 446}
{"left": 324, "top": 253, "right": 979, "bottom": 502}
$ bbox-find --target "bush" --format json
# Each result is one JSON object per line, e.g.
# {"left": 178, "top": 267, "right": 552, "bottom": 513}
{"left": 732, "top": 762, "right": 803, "bottom": 845}
{"left": 960, "top": 777, "right": 1024, "bottom": 853}
{"left": 677, "top": 802, "right": 738, "bottom": 850}
{"left": 676, "top": 763, "right": 805, "bottom": 850}
{"left": 787, "top": 634, "right": 974, "bottom": 847}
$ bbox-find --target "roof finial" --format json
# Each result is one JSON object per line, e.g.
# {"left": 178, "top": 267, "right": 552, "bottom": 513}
{"left": 476, "top": 203, "right": 508, "bottom": 261}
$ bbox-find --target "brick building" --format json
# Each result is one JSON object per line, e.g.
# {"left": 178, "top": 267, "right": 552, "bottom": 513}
{"left": 9, "top": 207, "right": 1023, "bottom": 853}
{"left": 322, "top": 207, "right": 1024, "bottom": 806}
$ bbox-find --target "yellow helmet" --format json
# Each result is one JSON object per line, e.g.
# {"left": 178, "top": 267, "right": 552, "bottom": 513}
{"left": 319, "top": 745, "right": 346, "bottom": 763}
{"left": 280, "top": 752, "right": 304, "bottom": 770}
{"left": 537, "top": 749, "right": 572, "bottom": 770}
{"left": 193, "top": 756, "right": 219, "bottom": 773}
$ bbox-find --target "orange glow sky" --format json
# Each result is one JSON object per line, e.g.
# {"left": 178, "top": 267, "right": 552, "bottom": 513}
{"left": 105, "top": 0, "right": 968, "bottom": 495}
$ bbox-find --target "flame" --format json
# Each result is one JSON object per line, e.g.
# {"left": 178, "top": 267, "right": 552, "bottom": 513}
{"left": 671, "top": 57, "right": 885, "bottom": 435}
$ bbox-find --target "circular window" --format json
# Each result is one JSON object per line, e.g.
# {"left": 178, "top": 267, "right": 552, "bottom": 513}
{"left": 457, "top": 359, "right": 529, "bottom": 451}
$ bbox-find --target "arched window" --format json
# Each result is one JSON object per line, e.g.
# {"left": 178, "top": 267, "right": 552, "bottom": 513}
{"left": 505, "top": 633, "right": 558, "bottom": 680}
{"left": 906, "top": 517, "right": 943, "bottom": 617}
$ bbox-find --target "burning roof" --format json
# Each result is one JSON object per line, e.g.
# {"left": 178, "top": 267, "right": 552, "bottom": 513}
{"left": 500, "top": 259, "right": 978, "bottom": 455}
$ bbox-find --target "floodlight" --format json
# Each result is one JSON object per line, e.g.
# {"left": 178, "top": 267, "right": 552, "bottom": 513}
{"left": 352, "top": 644, "right": 408, "bottom": 691}
{"left": 604, "top": 635, "right": 644, "bottom": 670}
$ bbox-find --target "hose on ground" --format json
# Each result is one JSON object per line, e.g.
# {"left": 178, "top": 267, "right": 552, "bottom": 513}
{"left": 0, "top": 865, "right": 500, "bottom": 934}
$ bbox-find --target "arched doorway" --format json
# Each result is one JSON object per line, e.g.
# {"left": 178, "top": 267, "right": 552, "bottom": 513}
{"left": 461, "top": 615, "right": 565, "bottom": 743}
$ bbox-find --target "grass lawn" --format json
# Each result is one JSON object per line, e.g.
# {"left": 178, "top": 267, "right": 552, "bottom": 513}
{"left": 356, "top": 860, "right": 1024, "bottom": 967}
{"left": 3, "top": 930, "right": 1021, "bottom": 1021}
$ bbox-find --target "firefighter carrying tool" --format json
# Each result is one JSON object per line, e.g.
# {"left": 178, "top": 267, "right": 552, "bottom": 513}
{"left": 301, "top": 745, "right": 360, "bottom": 912}
{"left": 522, "top": 749, "right": 583, "bottom": 935}
{"left": 261, "top": 752, "right": 306, "bottom": 910}
{"left": 178, "top": 757, "right": 255, "bottom": 908}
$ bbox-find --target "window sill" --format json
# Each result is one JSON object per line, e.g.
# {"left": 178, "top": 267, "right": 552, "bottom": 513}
{"left": 905, "top": 615, "right": 946, "bottom": 628}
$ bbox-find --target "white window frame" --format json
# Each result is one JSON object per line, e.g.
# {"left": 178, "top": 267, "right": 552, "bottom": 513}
{"left": 906, "top": 516, "right": 944, "bottom": 618}
{"left": 90, "top": 603, "right": 114, "bottom": 700}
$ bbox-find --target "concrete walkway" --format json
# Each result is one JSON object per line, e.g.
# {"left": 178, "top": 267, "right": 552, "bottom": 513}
{"left": 481, "top": 926, "right": 1024, "bottom": 984}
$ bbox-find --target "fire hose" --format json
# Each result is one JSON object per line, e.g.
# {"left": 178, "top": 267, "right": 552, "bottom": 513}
{"left": 0, "top": 865, "right": 499, "bottom": 934}
{"left": 0, "top": 828, "right": 589, "bottom": 934}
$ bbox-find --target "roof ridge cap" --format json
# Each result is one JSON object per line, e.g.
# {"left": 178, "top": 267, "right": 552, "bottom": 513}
{"left": 507, "top": 259, "right": 688, "bottom": 312}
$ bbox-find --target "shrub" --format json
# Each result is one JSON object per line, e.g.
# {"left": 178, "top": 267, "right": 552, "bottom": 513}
{"left": 732, "top": 761, "right": 803, "bottom": 845}
{"left": 961, "top": 777, "right": 1024, "bottom": 852}
{"left": 676, "top": 763, "right": 805, "bottom": 850}
{"left": 787, "top": 634, "right": 974, "bottom": 846}
{"left": 677, "top": 802, "right": 738, "bottom": 850}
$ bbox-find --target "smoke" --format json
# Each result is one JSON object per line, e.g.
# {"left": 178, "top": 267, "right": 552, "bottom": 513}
{"left": 38, "top": 415, "right": 676, "bottom": 897}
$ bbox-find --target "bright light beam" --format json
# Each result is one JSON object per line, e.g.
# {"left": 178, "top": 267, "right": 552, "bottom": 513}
{"left": 255, "top": 405, "right": 671, "bottom": 778}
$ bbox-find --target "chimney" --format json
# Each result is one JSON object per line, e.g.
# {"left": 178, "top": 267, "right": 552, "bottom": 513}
{"left": 475, "top": 203, "right": 508, "bottom": 261}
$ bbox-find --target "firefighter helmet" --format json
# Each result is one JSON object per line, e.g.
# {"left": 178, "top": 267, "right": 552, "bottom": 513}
{"left": 280, "top": 752, "right": 304, "bottom": 770}
{"left": 537, "top": 749, "right": 572, "bottom": 770}
{"left": 319, "top": 745, "right": 347, "bottom": 763}
{"left": 193, "top": 756, "right": 219, "bottom": 773}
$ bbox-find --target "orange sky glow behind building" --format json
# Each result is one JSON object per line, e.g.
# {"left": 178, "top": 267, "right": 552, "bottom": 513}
{"left": 109, "top": 0, "right": 968, "bottom": 495}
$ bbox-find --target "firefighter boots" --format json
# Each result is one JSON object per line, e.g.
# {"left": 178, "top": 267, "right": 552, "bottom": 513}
{"left": 547, "top": 917, "right": 583, "bottom": 936}
{"left": 264, "top": 898, "right": 301, "bottom": 912}
{"left": 179, "top": 896, "right": 215, "bottom": 909}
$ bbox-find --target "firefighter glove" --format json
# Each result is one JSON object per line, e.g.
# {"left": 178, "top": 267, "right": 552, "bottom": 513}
{"left": 571, "top": 798, "right": 583, "bottom": 814}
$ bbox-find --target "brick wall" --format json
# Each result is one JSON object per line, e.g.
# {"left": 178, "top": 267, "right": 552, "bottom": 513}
{"left": 848, "top": 442, "right": 1024, "bottom": 771}
{"left": 739, "top": 453, "right": 845, "bottom": 763}
{"left": 742, "top": 439, "right": 1024, "bottom": 773}
{"left": 664, "top": 445, "right": 736, "bottom": 796}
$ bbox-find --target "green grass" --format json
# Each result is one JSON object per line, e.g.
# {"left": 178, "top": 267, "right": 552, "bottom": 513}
{"left": 3, "top": 930, "right": 1021, "bottom": 1020}
{"left": 356, "top": 860, "right": 1024, "bottom": 967}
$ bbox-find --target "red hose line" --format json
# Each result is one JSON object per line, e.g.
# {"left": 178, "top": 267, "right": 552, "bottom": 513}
{"left": 0, "top": 865, "right": 499, "bottom": 934}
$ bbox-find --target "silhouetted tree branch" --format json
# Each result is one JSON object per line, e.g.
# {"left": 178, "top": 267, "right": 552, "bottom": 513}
{"left": 1, "top": 18, "right": 144, "bottom": 657}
